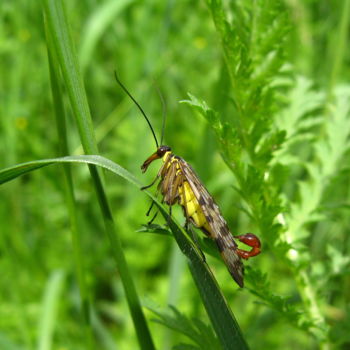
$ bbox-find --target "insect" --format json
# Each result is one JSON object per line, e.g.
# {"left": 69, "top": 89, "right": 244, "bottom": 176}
{"left": 115, "top": 72, "right": 261, "bottom": 287}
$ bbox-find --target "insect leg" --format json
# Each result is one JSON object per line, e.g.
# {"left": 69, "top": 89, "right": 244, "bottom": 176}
{"left": 146, "top": 183, "right": 161, "bottom": 215}
{"left": 144, "top": 178, "right": 161, "bottom": 221}
{"left": 145, "top": 200, "right": 159, "bottom": 224}
{"left": 141, "top": 175, "right": 159, "bottom": 190}
{"left": 146, "top": 200, "right": 155, "bottom": 216}
{"left": 147, "top": 211, "right": 158, "bottom": 225}
{"left": 141, "top": 156, "right": 170, "bottom": 191}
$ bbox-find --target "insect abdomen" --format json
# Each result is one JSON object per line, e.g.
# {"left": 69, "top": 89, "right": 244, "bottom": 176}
{"left": 179, "top": 182, "right": 244, "bottom": 286}
{"left": 178, "top": 181, "right": 211, "bottom": 234}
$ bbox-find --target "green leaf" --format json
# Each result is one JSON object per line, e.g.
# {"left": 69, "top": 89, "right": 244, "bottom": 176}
{"left": 181, "top": 93, "right": 221, "bottom": 132}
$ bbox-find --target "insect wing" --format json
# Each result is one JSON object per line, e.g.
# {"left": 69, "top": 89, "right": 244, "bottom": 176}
{"left": 178, "top": 159, "right": 244, "bottom": 287}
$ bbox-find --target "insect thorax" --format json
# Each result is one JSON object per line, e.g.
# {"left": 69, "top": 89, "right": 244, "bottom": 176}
{"left": 162, "top": 151, "right": 173, "bottom": 163}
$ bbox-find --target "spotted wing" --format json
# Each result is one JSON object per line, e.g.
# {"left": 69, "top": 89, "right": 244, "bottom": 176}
{"left": 178, "top": 158, "right": 244, "bottom": 287}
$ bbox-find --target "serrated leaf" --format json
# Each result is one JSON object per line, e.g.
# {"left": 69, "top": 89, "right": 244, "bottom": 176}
{"left": 246, "top": 267, "right": 313, "bottom": 331}
{"left": 181, "top": 93, "right": 221, "bottom": 131}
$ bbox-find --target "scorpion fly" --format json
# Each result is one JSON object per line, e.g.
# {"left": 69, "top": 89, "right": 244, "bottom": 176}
{"left": 114, "top": 72, "right": 261, "bottom": 287}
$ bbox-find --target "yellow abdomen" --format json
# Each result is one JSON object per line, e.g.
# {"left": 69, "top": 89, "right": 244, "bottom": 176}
{"left": 161, "top": 152, "right": 211, "bottom": 234}
{"left": 178, "top": 181, "right": 211, "bottom": 234}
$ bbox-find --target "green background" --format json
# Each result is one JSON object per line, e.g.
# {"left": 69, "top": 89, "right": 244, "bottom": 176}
{"left": 1, "top": 0, "right": 350, "bottom": 349}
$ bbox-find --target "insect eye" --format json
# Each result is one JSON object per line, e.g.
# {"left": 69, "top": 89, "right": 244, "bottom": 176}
{"left": 157, "top": 145, "right": 171, "bottom": 156}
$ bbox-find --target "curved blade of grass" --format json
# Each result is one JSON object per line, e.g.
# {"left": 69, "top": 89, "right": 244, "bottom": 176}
{"left": 0, "top": 155, "right": 249, "bottom": 349}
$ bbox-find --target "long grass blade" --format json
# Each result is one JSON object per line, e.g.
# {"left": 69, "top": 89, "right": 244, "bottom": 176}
{"left": 46, "top": 26, "right": 93, "bottom": 348}
{"left": 41, "top": 0, "right": 155, "bottom": 348}
{"left": 37, "top": 271, "right": 65, "bottom": 350}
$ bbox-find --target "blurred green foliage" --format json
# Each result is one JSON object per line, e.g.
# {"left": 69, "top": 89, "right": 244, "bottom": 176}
{"left": 1, "top": 0, "right": 350, "bottom": 349}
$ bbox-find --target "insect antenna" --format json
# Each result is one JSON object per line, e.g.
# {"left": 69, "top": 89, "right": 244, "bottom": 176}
{"left": 153, "top": 83, "right": 167, "bottom": 145}
{"left": 114, "top": 70, "right": 159, "bottom": 148}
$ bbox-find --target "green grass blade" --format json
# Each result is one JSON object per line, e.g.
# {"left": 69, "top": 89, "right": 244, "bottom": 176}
{"left": 42, "top": 0, "right": 97, "bottom": 154}
{"left": 327, "top": 0, "right": 350, "bottom": 100}
{"left": 46, "top": 29, "right": 94, "bottom": 348}
{"left": 0, "top": 155, "right": 249, "bottom": 349}
{"left": 79, "top": 0, "right": 134, "bottom": 72}
{"left": 42, "top": 0, "right": 155, "bottom": 348}
{"left": 0, "top": 156, "right": 136, "bottom": 186}
{"left": 37, "top": 271, "right": 65, "bottom": 350}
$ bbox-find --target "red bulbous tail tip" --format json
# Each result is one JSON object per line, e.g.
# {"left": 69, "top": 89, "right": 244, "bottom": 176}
{"left": 234, "top": 233, "right": 261, "bottom": 260}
